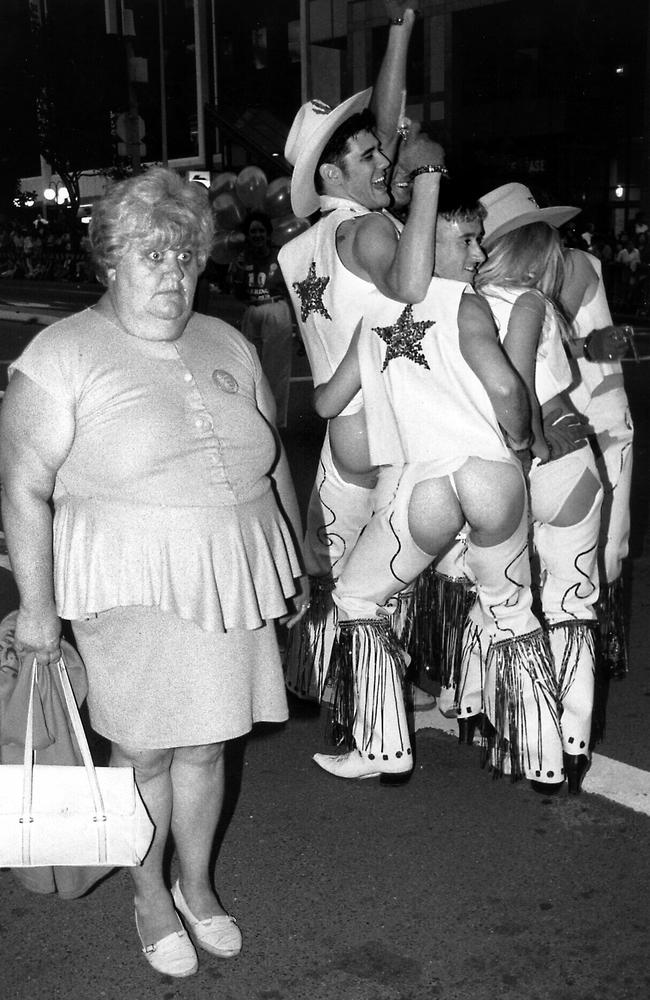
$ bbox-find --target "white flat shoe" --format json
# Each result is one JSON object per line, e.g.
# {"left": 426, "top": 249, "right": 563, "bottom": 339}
{"left": 312, "top": 750, "right": 412, "bottom": 784}
{"left": 135, "top": 912, "right": 198, "bottom": 978}
{"left": 171, "top": 880, "right": 242, "bottom": 958}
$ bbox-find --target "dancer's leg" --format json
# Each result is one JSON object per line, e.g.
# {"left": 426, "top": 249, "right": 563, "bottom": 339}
{"left": 325, "top": 465, "right": 462, "bottom": 773}
{"left": 284, "top": 427, "right": 379, "bottom": 701}
{"left": 456, "top": 458, "right": 563, "bottom": 782}
{"left": 531, "top": 450, "right": 603, "bottom": 758}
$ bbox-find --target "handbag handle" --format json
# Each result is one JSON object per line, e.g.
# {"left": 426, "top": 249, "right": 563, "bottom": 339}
{"left": 21, "top": 656, "right": 109, "bottom": 863}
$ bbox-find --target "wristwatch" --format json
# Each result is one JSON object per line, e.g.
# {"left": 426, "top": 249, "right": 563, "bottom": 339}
{"left": 409, "top": 164, "right": 449, "bottom": 181}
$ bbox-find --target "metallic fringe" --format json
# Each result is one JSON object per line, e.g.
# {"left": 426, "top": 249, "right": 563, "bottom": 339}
{"left": 328, "top": 618, "right": 408, "bottom": 753}
{"left": 400, "top": 567, "right": 476, "bottom": 688}
{"left": 595, "top": 577, "right": 628, "bottom": 680}
{"left": 390, "top": 586, "right": 414, "bottom": 645}
{"left": 592, "top": 577, "right": 628, "bottom": 743}
{"left": 488, "top": 629, "right": 561, "bottom": 781}
{"left": 549, "top": 620, "right": 596, "bottom": 703}
{"left": 457, "top": 616, "right": 486, "bottom": 713}
{"left": 283, "top": 575, "right": 336, "bottom": 702}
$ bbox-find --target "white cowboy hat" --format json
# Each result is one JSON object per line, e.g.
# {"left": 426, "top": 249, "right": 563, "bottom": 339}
{"left": 479, "top": 182, "right": 580, "bottom": 244}
{"left": 285, "top": 88, "right": 373, "bottom": 219}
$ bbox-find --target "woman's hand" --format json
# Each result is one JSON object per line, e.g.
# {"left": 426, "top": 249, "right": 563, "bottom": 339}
{"left": 13, "top": 606, "right": 62, "bottom": 667}
{"left": 384, "top": 0, "right": 420, "bottom": 21}
{"left": 281, "top": 576, "right": 311, "bottom": 629}
{"left": 396, "top": 131, "right": 446, "bottom": 177}
{"left": 541, "top": 408, "right": 591, "bottom": 462}
{"left": 583, "top": 325, "right": 633, "bottom": 362}
{"left": 530, "top": 434, "right": 550, "bottom": 466}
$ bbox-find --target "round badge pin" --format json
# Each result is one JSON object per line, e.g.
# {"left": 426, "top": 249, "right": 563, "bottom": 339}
{"left": 212, "top": 369, "right": 239, "bottom": 393}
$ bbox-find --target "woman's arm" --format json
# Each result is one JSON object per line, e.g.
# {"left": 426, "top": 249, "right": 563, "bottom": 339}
{"left": 565, "top": 323, "right": 631, "bottom": 361}
{"left": 500, "top": 290, "right": 549, "bottom": 463}
{"left": 313, "top": 321, "right": 362, "bottom": 419}
{"left": 0, "top": 372, "right": 75, "bottom": 664}
{"left": 254, "top": 375, "right": 310, "bottom": 624}
{"left": 458, "top": 292, "right": 532, "bottom": 451}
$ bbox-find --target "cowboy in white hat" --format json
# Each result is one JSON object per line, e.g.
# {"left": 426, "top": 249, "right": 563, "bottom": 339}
{"left": 278, "top": 1, "right": 445, "bottom": 736}
{"left": 311, "top": 180, "right": 566, "bottom": 788}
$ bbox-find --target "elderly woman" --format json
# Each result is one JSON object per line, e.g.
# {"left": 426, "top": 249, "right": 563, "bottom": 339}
{"left": 0, "top": 167, "right": 307, "bottom": 977}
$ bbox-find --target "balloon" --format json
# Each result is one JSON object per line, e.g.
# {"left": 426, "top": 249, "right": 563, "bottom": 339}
{"left": 235, "top": 166, "right": 268, "bottom": 210}
{"left": 272, "top": 213, "right": 310, "bottom": 247}
{"left": 210, "top": 171, "right": 238, "bottom": 198}
{"left": 210, "top": 230, "right": 246, "bottom": 265}
{"left": 264, "top": 176, "right": 292, "bottom": 219}
{"left": 212, "top": 192, "right": 246, "bottom": 231}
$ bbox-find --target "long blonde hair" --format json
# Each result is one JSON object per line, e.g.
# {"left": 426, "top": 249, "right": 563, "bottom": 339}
{"left": 476, "top": 221, "right": 572, "bottom": 339}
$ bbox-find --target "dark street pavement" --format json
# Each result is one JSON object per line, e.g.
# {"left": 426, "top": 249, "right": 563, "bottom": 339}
{"left": 1, "top": 282, "right": 650, "bottom": 1000}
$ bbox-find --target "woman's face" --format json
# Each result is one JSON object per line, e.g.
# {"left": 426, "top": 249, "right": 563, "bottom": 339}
{"left": 107, "top": 243, "right": 201, "bottom": 339}
{"left": 247, "top": 221, "right": 270, "bottom": 250}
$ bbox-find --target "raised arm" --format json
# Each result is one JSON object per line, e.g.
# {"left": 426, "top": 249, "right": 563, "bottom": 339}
{"left": 458, "top": 292, "right": 532, "bottom": 450}
{"left": 0, "top": 372, "right": 75, "bottom": 664}
{"left": 371, "top": 3, "right": 420, "bottom": 164}
{"left": 343, "top": 131, "right": 446, "bottom": 303}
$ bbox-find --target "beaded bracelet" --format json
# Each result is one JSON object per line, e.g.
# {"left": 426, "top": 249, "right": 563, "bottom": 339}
{"left": 409, "top": 164, "right": 449, "bottom": 181}
{"left": 389, "top": 16, "right": 404, "bottom": 25}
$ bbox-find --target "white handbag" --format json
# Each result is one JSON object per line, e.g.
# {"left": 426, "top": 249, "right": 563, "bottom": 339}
{"left": 0, "top": 656, "right": 154, "bottom": 868}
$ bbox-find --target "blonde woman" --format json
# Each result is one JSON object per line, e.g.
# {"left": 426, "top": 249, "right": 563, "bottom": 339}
{"left": 474, "top": 184, "right": 603, "bottom": 794}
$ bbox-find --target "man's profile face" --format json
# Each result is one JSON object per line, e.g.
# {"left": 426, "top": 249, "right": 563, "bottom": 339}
{"left": 434, "top": 217, "right": 485, "bottom": 283}
{"left": 330, "top": 130, "right": 391, "bottom": 210}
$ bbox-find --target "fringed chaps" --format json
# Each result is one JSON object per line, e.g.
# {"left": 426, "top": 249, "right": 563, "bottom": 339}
{"left": 485, "top": 629, "right": 563, "bottom": 782}
{"left": 533, "top": 487, "right": 602, "bottom": 627}
{"left": 465, "top": 505, "right": 540, "bottom": 642}
{"left": 456, "top": 601, "right": 488, "bottom": 718}
{"left": 303, "top": 429, "right": 377, "bottom": 578}
{"left": 328, "top": 618, "right": 412, "bottom": 768}
{"left": 283, "top": 575, "right": 337, "bottom": 702}
{"left": 584, "top": 392, "right": 633, "bottom": 584}
{"left": 401, "top": 566, "right": 477, "bottom": 690}
{"left": 547, "top": 620, "right": 595, "bottom": 754}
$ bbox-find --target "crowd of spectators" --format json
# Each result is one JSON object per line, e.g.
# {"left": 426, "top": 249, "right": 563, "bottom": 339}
{"left": 0, "top": 218, "right": 96, "bottom": 284}
{"left": 563, "top": 210, "right": 650, "bottom": 316}
{"left": 3, "top": 207, "right": 650, "bottom": 316}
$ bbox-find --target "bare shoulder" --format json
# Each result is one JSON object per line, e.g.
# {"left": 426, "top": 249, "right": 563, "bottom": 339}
{"left": 562, "top": 248, "right": 598, "bottom": 310}
{"left": 339, "top": 211, "right": 397, "bottom": 248}
{"left": 565, "top": 248, "right": 598, "bottom": 282}
{"left": 459, "top": 290, "right": 496, "bottom": 333}
{"left": 512, "top": 288, "right": 546, "bottom": 317}
{"left": 337, "top": 211, "right": 399, "bottom": 277}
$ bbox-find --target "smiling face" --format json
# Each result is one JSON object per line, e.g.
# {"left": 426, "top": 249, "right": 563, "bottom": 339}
{"left": 434, "top": 217, "right": 486, "bottom": 283}
{"left": 325, "top": 129, "right": 391, "bottom": 210}
{"left": 107, "top": 244, "right": 201, "bottom": 339}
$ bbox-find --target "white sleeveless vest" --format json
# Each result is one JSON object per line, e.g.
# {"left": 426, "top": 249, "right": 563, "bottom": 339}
{"left": 279, "top": 200, "right": 380, "bottom": 416}
{"left": 481, "top": 286, "right": 572, "bottom": 406}
{"left": 358, "top": 277, "right": 512, "bottom": 468}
